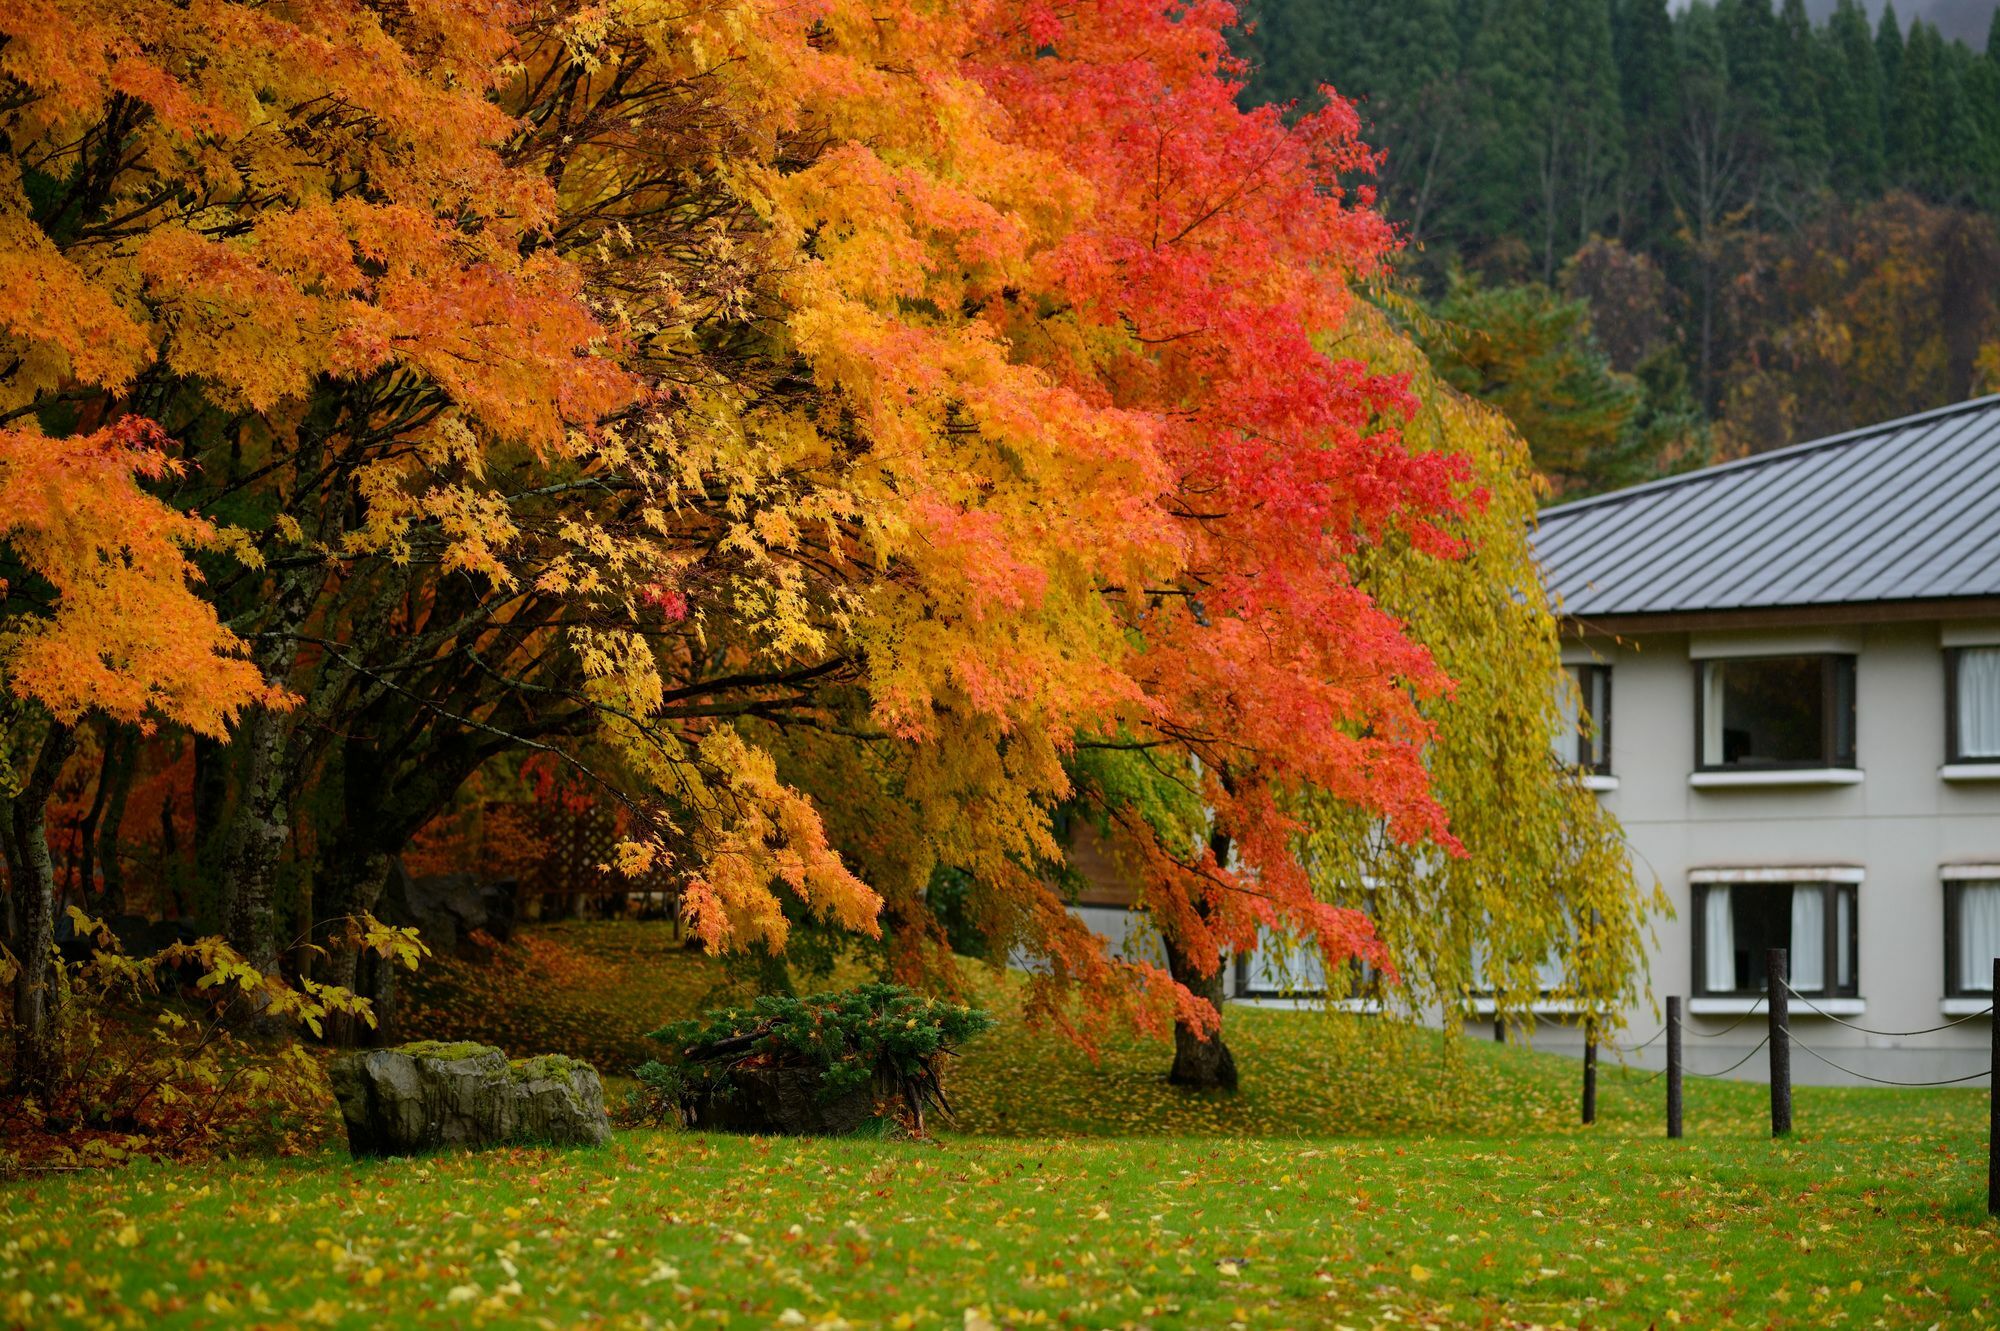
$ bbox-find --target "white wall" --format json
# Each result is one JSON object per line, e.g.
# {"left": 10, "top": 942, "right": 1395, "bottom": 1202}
{"left": 1545, "top": 619, "right": 1999, "bottom": 1085}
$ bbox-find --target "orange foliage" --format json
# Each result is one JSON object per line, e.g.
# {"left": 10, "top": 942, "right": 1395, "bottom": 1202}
{"left": 4, "top": 0, "right": 1494, "bottom": 1053}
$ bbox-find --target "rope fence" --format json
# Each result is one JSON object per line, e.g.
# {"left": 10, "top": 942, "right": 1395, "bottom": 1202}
{"left": 1584, "top": 950, "right": 1998, "bottom": 1215}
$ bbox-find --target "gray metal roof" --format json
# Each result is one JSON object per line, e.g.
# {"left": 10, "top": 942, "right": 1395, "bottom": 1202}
{"left": 1533, "top": 396, "right": 2000, "bottom": 619}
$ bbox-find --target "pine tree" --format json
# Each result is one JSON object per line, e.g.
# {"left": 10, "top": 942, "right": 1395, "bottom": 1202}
{"left": 1889, "top": 20, "right": 1944, "bottom": 193}
{"left": 1967, "top": 31, "right": 2000, "bottom": 206}
{"left": 1550, "top": 0, "right": 1628, "bottom": 254}
{"left": 1823, "top": 0, "right": 1887, "bottom": 195}
{"left": 1237, "top": 0, "right": 1353, "bottom": 107}
{"left": 1774, "top": 0, "right": 1829, "bottom": 190}
{"left": 1614, "top": 0, "right": 1684, "bottom": 246}
{"left": 1348, "top": 0, "right": 1474, "bottom": 246}
{"left": 1933, "top": 38, "right": 1985, "bottom": 205}
{"left": 1876, "top": 2, "right": 1905, "bottom": 93}
{"left": 1463, "top": 0, "right": 1556, "bottom": 264}
{"left": 1719, "top": 0, "right": 1784, "bottom": 134}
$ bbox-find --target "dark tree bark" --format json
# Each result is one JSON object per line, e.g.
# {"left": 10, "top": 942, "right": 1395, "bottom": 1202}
{"left": 1164, "top": 930, "right": 1239, "bottom": 1092}
{"left": 1162, "top": 828, "right": 1238, "bottom": 1093}
{"left": 73, "top": 719, "right": 122, "bottom": 915}
{"left": 6, "top": 722, "right": 78, "bottom": 1096}
{"left": 94, "top": 728, "right": 137, "bottom": 917}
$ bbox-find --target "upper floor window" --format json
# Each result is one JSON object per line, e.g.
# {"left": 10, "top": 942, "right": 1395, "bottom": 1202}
{"left": 1554, "top": 663, "right": 1611, "bottom": 774}
{"left": 1944, "top": 874, "right": 2000, "bottom": 996}
{"left": 1697, "top": 654, "right": 1855, "bottom": 770}
{"left": 1946, "top": 647, "right": 2000, "bottom": 765}
{"left": 1694, "top": 873, "right": 1858, "bottom": 998}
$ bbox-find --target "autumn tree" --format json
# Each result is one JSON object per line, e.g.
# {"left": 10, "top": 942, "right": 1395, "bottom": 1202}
{"left": 6, "top": 0, "right": 1651, "bottom": 1092}
{"left": 0, "top": 0, "right": 630, "bottom": 1021}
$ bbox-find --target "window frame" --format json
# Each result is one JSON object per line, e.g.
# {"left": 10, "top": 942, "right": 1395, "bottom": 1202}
{"left": 1691, "top": 879, "right": 1860, "bottom": 999}
{"left": 1693, "top": 653, "right": 1857, "bottom": 772}
{"left": 1944, "top": 647, "right": 2000, "bottom": 766}
{"left": 1559, "top": 663, "right": 1612, "bottom": 776}
{"left": 1944, "top": 878, "right": 2000, "bottom": 997}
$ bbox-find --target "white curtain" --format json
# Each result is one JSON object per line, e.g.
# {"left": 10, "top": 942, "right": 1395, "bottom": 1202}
{"left": 1535, "top": 948, "right": 1567, "bottom": 992}
{"left": 1961, "top": 883, "right": 2000, "bottom": 992}
{"left": 1703, "top": 886, "right": 1736, "bottom": 992}
{"left": 1959, "top": 649, "right": 2000, "bottom": 757}
{"left": 1789, "top": 886, "right": 1826, "bottom": 992}
{"left": 1551, "top": 670, "right": 1582, "bottom": 765}
{"left": 1701, "top": 663, "right": 1727, "bottom": 765}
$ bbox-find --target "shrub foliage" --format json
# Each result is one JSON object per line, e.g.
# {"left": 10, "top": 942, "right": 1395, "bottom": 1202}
{"left": 636, "top": 985, "right": 992, "bottom": 1134}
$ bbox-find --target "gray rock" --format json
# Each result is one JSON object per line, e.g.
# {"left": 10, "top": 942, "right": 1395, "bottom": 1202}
{"left": 329, "top": 1042, "right": 610, "bottom": 1157}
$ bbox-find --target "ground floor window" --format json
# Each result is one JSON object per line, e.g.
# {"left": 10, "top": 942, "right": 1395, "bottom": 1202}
{"left": 1694, "top": 876, "right": 1857, "bottom": 997}
{"left": 1945, "top": 876, "right": 2000, "bottom": 995}
{"left": 1470, "top": 936, "right": 1567, "bottom": 996}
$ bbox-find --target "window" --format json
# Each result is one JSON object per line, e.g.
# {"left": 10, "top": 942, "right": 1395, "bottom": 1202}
{"left": 1553, "top": 664, "right": 1611, "bottom": 774}
{"left": 1697, "top": 655, "right": 1855, "bottom": 770}
{"left": 1470, "top": 935, "right": 1568, "bottom": 996}
{"left": 1946, "top": 647, "right": 2000, "bottom": 764}
{"left": 1233, "top": 926, "right": 1329, "bottom": 999}
{"left": 1694, "top": 878, "right": 1858, "bottom": 997}
{"left": 1945, "top": 877, "right": 2000, "bottom": 996}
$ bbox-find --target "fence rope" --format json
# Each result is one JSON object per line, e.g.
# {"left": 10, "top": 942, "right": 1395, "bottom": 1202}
{"left": 1689, "top": 996, "right": 1766, "bottom": 1038}
{"left": 1785, "top": 1031, "right": 1993, "bottom": 1087}
{"left": 1781, "top": 982, "right": 1994, "bottom": 1037}
{"left": 1605, "top": 1025, "right": 1666, "bottom": 1056}
{"left": 1682, "top": 1032, "right": 1771, "bottom": 1079}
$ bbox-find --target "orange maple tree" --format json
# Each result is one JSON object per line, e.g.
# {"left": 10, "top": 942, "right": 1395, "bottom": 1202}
{"left": 3, "top": 0, "right": 1598, "bottom": 1094}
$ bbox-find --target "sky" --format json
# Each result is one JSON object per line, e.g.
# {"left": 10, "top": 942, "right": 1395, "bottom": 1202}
{"left": 1797, "top": 0, "right": 1993, "bottom": 44}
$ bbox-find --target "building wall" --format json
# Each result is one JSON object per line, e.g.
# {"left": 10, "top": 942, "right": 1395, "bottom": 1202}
{"left": 1536, "top": 618, "right": 2000, "bottom": 1084}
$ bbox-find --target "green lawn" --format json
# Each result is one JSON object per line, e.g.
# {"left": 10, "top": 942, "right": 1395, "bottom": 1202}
{"left": 3, "top": 922, "right": 1995, "bottom": 1329}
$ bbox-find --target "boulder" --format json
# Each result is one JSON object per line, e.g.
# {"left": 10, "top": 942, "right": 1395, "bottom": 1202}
{"left": 329, "top": 1041, "right": 610, "bottom": 1157}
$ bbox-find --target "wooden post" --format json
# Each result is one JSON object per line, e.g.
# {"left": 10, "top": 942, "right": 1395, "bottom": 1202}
{"left": 1768, "top": 948, "right": 1791, "bottom": 1138}
{"left": 1581, "top": 1019, "right": 1598, "bottom": 1125}
{"left": 1666, "top": 995, "right": 1683, "bottom": 1140}
{"left": 1988, "top": 957, "right": 1997, "bottom": 1216}
{"left": 1493, "top": 1016, "right": 1505, "bottom": 1043}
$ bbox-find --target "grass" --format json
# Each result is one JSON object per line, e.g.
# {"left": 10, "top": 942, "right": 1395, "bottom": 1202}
{"left": 3, "top": 921, "right": 1995, "bottom": 1329}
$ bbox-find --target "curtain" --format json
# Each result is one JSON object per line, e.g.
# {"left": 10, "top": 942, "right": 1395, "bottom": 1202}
{"left": 1961, "top": 883, "right": 2000, "bottom": 992}
{"left": 1789, "top": 886, "right": 1826, "bottom": 992}
{"left": 1959, "top": 649, "right": 2000, "bottom": 757}
{"left": 1701, "top": 664, "right": 1726, "bottom": 765}
{"left": 1703, "top": 886, "right": 1736, "bottom": 992}
{"left": 1836, "top": 888, "right": 1854, "bottom": 990}
{"left": 1552, "top": 669, "right": 1582, "bottom": 765}
{"left": 1535, "top": 948, "right": 1566, "bottom": 992}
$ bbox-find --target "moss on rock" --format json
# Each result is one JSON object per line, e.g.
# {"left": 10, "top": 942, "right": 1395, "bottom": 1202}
{"left": 392, "top": 1040, "right": 501, "bottom": 1062}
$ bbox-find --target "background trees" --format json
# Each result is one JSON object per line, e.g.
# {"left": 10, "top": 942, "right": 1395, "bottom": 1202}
{"left": 1239, "top": 0, "right": 2000, "bottom": 483}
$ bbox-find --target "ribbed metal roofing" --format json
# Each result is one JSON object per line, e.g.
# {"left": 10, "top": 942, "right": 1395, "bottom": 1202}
{"left": 1533, "top": 396, "right": 2000, "bottom": 618}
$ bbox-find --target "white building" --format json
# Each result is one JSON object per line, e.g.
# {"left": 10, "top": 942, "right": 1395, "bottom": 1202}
{"left": 1531, "top": 397, "right": 2000, "bottom": 1083}
{"left": 1065, "top": 398, "right": 1999, "bottom": 1084}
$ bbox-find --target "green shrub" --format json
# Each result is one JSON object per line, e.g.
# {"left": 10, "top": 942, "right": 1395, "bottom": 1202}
{"left": 633, "top": 983, "right": 992, "bottom": 1132}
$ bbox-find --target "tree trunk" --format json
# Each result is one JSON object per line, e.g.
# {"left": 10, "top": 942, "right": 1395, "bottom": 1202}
{"left": 6, "top": 722, "right": 78, "bottom": 1096}
{"left": 1164, "top": 930, "right": 1238, "bottom": 1092}
{"left": 74, "top": 720, "right": 120, "bottom": 916}
{"left": 220, "top": 702, "right": 293, "bottom": 976}
{"left": 95, "top": 727, "right": 137, "bottom": 917}
{"left": 1161, "top": 827, "right": 1239, "bottom": 1093}
{"left": 217, "top": 569, "right": 315, "bottom": 972}
{"left": 315, "top": 846, "right": 393, "bottom": 1047}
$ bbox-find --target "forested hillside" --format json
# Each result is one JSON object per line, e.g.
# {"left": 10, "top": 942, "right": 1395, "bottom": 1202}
{"left": 1237, "top": 0, "right": 2000, "bottom": 493}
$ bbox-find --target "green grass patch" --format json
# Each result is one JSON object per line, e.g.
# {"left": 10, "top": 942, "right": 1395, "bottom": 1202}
{"left": 3, "top": 1117, "right": 1994, "bottom": 1328}
{"left": 5, "top": 921, "right": 1995, "bottom": 1328}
